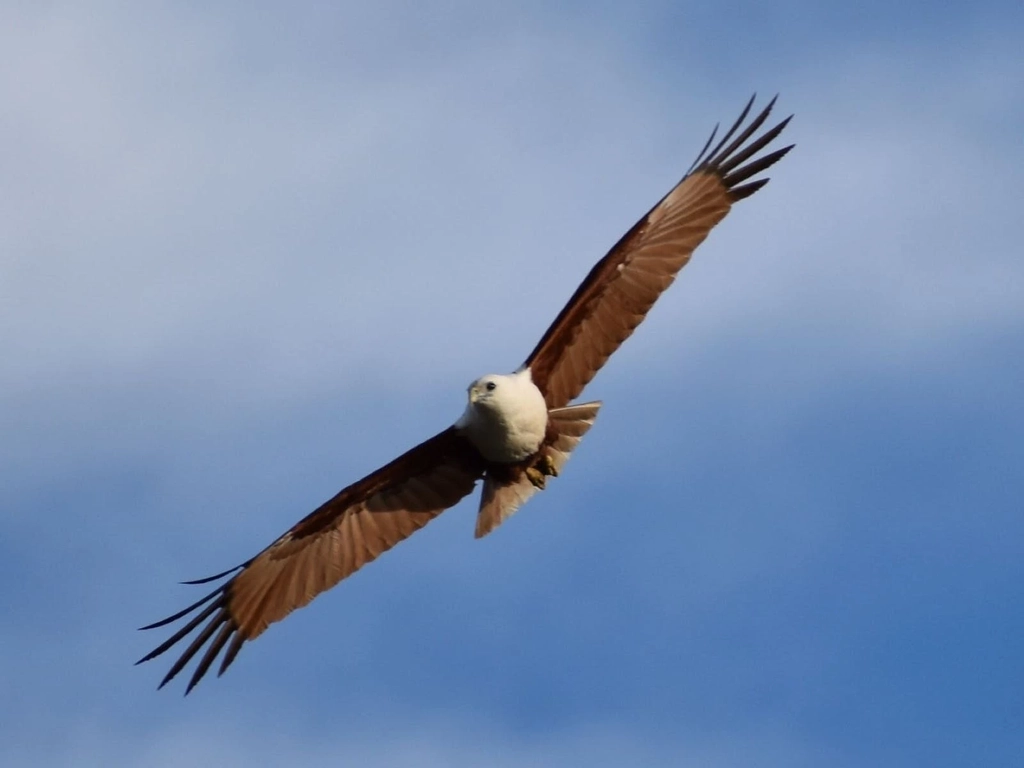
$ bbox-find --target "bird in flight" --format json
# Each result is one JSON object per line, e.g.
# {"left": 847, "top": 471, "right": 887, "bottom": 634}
{"left": 139, "top": 95, "right": 793, "bottom": 693}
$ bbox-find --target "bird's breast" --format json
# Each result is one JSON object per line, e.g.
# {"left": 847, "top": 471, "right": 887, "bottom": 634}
{"left": 457, "top": 376, "right": 549, "bottom": 463}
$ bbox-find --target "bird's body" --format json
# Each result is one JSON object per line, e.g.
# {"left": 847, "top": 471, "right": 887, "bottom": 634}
{"left": 139, "top": 96, "right": 795, "bottom": 693}
{"left": 455, "top": 370, "right": 549, "bottom": 463}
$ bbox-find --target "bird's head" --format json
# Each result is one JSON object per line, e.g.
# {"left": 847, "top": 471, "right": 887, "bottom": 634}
{"left": 467, "top": 374, "right": 505, "bottom": 408}
{"left": 456, "top": 369, "right": 546, "bottom": 434}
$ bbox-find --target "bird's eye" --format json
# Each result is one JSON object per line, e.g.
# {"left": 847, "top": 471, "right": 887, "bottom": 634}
{"left": 486, "top": 381, "right": 497, "bottom": 391}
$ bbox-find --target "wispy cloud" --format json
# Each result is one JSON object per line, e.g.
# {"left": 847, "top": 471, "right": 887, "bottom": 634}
{"left": 3, "top": 5, "right": 1019, "bottom": 412}
{"left": 2, "top": 3, "right": 1022, "bottom": 767}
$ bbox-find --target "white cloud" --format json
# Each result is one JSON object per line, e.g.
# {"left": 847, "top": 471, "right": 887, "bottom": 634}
{"left": 2, "top": 1, "right": 1020, "bottom": 564}
{"left": 4, "top": 3, "right": 1019, "bottom": 424}
{"left": 1, "top": 8, "right": 1022, "bottom": 766}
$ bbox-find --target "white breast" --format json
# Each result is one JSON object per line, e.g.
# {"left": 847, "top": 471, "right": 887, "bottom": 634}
{"left": 455, "top": 368, "right": 548, "bottom": 463}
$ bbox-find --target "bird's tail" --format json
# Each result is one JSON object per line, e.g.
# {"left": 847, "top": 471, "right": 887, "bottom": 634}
{"left": 475, "top": 401, "right": 601, "bottom": 538}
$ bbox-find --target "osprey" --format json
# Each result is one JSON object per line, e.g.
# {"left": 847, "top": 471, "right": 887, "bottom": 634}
{"left": 139, "top": 96, "right": 793, "bottom": 693}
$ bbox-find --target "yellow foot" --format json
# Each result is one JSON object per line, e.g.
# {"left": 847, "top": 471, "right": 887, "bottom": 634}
{"left": 537, "top": 453, "right": 559, "bottom": 478}
{"left": 525, "top": 454, "right": 558, "bottom": 489}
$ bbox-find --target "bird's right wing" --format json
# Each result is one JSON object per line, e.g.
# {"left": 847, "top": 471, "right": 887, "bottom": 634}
{"left": 137, "top": 426, "right": 485, "bottom": 693}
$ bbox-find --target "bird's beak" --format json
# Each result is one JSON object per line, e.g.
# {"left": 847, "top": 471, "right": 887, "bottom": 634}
{"left": 469, "top": 387, "right": 479, "bottom": 405}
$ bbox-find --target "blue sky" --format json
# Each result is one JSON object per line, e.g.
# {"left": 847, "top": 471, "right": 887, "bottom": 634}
{"left": 2, "top": 1, "right": 1022, "bottom": 765}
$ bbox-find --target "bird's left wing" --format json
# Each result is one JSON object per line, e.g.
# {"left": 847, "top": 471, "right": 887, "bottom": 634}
{"left": 524, "top": 96, "right": 794, "bottom": 409}
{"left": 137, "top": 427, "right": 485, "bottom": 693}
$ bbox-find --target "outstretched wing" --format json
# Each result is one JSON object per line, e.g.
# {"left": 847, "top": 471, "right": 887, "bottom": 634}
{"left": 137, "top": 427, "right": 485, "bottom": 693}
{"left": 525, "top": 95, "right": 794, "bottom": 408}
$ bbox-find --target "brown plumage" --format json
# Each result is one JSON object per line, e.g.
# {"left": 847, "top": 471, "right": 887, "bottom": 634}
{"left": 138, "top": 95, "right": 793, "bottom": 693}
{"left": 137, "top": 428, "right": 485, "bottom": 693}
{"left": 526, "top": 95, "right": 792, "bottom": 408}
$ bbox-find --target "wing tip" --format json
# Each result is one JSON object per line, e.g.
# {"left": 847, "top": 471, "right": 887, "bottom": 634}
{"left": 180, "top": 562, "right": 246, "bottom": 585}
{"left": 689, "top": 94, "right": 795, "bottom": 200}
{"left": 137, "top": 571, "right": 242, "bottom": 693}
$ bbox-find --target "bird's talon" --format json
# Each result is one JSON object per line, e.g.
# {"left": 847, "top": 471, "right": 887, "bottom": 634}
{"left": 539, "top": 454, "right": 558, "bottom": 477}
{"left": 525, "top": 466, "right": 547, "bottom": 489}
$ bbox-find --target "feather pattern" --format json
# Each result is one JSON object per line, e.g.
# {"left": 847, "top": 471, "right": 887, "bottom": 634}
{"left": 137, "top": 428, "right": 485, "bottom": 693}
{"left": 525, "top": 95, "right": 793, "bottom": 408}
{"left": 138, "top": 96, "right": 794, "bottom": 693}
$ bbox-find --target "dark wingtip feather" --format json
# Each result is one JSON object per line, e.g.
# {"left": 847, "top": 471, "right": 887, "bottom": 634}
{"left": 185, "top": 622, "right": 235, "bottom": 694}
{"left": 137, "top": 599, "right": 222, "bottom": 665}
{"left": 699, "top": 93, "right": 757, "bottom": 171}
{"left": 218, "top": 632, "right": 247, "bottom": 677}
{"left": 180, "top": 563, "right": 245, "bottom": 585}
{"left": 689, "top": 95, "right": 794, "bottom": 201}
{"left": 717, "top": 114, "right": 792, "bottom": 177}
{"left": 725, "top": 143, "right": 794, "bottom": 189}
{"left": 137, "top": 565, "right": 247, "bottom": 692}
{"left": 138, "top": 583, "right": 223, "bottom": 631}
{"left": 685, "top": 121, "right": 719, "bottom": 176}
{"left": 153, "top": 608, "right": 227, "bottom": 690}
{"left": 729, "top": 178, "right": 770, "bottom": 202}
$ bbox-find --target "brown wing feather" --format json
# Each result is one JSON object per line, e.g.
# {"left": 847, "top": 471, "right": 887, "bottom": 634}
{"left": 525, "top": 95, "right": 794, "bottom": 408}
{"left": 137, "top": 427, "right": 485, "bottom": 693}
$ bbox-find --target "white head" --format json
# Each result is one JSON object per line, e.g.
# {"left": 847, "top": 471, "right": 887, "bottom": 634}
{"left": 465, "top": 374, "right": 510, "bottom": 411}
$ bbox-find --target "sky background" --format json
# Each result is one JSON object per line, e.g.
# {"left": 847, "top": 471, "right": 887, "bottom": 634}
{"left": 2, "top": 1, "right": 1023, "bottom": 766}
